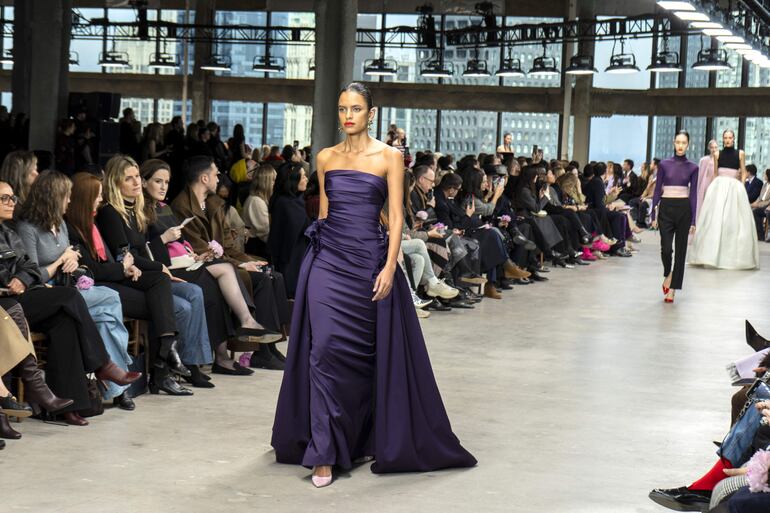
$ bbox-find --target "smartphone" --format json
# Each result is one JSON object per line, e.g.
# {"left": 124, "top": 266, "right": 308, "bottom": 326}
{"left": 426, "top": 189, "right": 434, "bottom": 201}
{"left": 0, "top": 287, "right": 12, "bottom": 296}
{"left": 747, "top": 379, "right": 770, "bottom": 401}
{"left": 293, "top": 140, "right": 299, "bottom": 149}
{"left": 116, "top": 244, "right": 130, "bottom": 263}
{"left": 532, "top": 144, "right": 538, "bottom": 155}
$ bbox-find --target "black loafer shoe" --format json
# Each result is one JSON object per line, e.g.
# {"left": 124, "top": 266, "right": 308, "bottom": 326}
{"left": 446, "top": 298, "right": 475, "bottom": 309}
{"left": 0, "top": 439, "right": 5, "bottom": 450}
{"left": 498, "top": 280, "right": 513, "bottom": 290}
{"left": 529, "top": 272, "right": 549, "bottom": 282}
{"left": 113, "top": 392, "right": 135, "bottom": 411}
{"left": 426, "top": 299, "right": 451, "bottom": 312}
{"left": 249, "top": 349, "right": 286, "bottom": 371}
{"left": 533, "top": 265, "right": 550, "bottom": 273}
{"left": 648, "top": 487, "right": 711, "bottom": 512}
{"left": 513, "top": 278, "right": 531, "bottom": 285}
{"left": 212, "top": 362, "right": 255, "bottom": 376}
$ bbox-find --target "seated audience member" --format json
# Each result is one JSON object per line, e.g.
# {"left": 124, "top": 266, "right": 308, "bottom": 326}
{"left": 242, "top": 163, "right": 276, "bottom": 258}
{"left": 267, "top": 163, "right": 310, "bottom": 298}
{"left": 557, "top": 172, "right": 612, "bottom": 259}
{"left": 141, "top": 159, "right": 282, "bottom": 376}
{"left": 583, "top": 163, "right": 632, "bottom": 257}
{"left": 512, "top": 166, "right": 572, "bottom": 266}
{"left": 746, "top": 164, "right": 763, "bottom": 204}
{"left": 171, "top": 156, "right": 289, "bottom": 370}
{"left": 397, "top": 170, "right": 458, "bottom": 301}
{"left": 17, "top": 171, "right": 137, "bottom": 411}
{"left": 0, "top": 302, "right": 74, "bottom": 438}
{"left": 0, "top": 180, "right": 139, "bottom": 425}
{"left": 541, "top": 167, "right": 593, "bottom": 264}
{"left": 750, "top": 168, "right": 770, "bottom": 240}
{"left": 435, "top": 172, "right": 513, "bottom": 299}
{"left": 216, "top": 182, "right": 247, "bottom": 253}
{"left": 0, "top": 150, "right": 38, "bottom": 216}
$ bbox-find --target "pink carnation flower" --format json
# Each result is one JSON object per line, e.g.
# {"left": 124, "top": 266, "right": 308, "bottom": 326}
{"left": 208, "top": 240, "right": 224, "bottom": 258}
{"left": 746, "top": 449, "right": 770, "bottom": 493}
{"left": 76, "top": 276, "right": 94, "bottom": 290}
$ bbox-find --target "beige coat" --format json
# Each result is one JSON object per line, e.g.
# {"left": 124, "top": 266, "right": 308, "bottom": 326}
{"left": 0, "top": 306, "right": 34, "bottom": 376}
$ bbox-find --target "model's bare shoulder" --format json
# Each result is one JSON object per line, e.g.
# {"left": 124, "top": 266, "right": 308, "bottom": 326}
{"left": 316, "top": 147, "right": 336, "bottom": 171}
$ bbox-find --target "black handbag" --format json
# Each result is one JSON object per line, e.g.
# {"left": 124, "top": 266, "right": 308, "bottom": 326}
{"left": 53, "top": 265, "right": 92, "bottom": 288}
{"left": 78, "top": 376, "right": 105, "bottom": 418}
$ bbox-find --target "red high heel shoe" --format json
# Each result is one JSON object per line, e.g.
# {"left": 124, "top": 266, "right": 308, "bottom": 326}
{"left": 664, "top": 291, "right": 675, "bottom": 303}
{"left": 662, "top": 285, "right": 670, "bottom": 295}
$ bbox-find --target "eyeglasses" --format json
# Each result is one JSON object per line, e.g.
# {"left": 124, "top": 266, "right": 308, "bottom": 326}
{"left": 0, "top": 194, "right": 18, "bottom": 205}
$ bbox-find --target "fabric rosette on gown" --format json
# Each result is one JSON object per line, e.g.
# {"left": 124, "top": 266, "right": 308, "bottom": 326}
{"left": 271, "top": 169, "right": 476, "bottom": 473}
{"left": 688, "top": 168, "right": 759, "bottom": 270}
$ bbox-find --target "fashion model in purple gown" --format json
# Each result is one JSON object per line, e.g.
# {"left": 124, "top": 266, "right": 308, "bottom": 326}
{"left": 271, "top": 166, "right": 476, "bottom": 477}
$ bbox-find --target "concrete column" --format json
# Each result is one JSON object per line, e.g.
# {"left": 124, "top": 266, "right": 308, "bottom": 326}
{"left": 11, "top": 1, "right": 31, "bottom": 115}
{"left": 559, "top": 0, "right": 577, "bottom": 160}
{"left": 570, "top": 1, "right": 597, "bottom": 165}
{"left": 25, "top": 0, "right": 69, "bottom": 152}
{"left": 191, "top": 0, "right": 213, "bottom": 123}
{"left": 311, "top": 0, "right": 357, "bottom": 158}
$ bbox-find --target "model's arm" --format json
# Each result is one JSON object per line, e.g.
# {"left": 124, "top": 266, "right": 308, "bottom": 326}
{"left": 740, "top": 150, "right": 747, "bottom": 183}
{"left": 316, "top": 149, "right": 330, "bottom": 220}
{"left": 688, "top": 164, "right": 699, "bottom": 226}
{"left": 372, "top": 147, "right": 404, "bottom": 302}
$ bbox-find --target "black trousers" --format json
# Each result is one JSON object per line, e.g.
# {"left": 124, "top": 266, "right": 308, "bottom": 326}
{"left": 100, "top": 270, "right": 177, "bottom": 364}
{"left": 752, "top": 207, "right": 768, "bottom": 240}
{"left": 16, "top": 287, "right": 109, "bottom": 413}
{"left": 237, "top": 269, "right": 290, "bottom": 332}
{"left": 658, "top": 198, "right": 692, "bottom": 290}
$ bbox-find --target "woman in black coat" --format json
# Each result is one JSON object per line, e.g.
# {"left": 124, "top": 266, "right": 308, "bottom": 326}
{"left": 0, "top": 180, "right": 139, "bottom": 425}
{"left": 268, "top": 163, "right": 310, "bottom": 298}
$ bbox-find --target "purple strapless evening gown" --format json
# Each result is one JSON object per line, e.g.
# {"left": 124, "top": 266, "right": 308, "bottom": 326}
{"left": 271, "top": 169, "right": 477, "bottom": 473}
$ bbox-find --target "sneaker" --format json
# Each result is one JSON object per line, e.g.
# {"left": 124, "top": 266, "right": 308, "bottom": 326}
{"left": 426, "top": 279, "right": 460, "bottom": 299}
{"left": 411, "top": 290, "right": 433, "bottom": 309}
{"left": 415, "top": 307, "right": 431, "bottom": 319}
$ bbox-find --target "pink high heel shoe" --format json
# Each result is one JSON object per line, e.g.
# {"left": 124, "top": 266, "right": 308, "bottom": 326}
{"left": 312, "top": 467, "right": 333, "bottom": 488}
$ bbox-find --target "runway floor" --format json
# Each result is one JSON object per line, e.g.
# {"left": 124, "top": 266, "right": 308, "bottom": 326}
{"left": 3, "top": 231, "right": 770, "bottom": 512}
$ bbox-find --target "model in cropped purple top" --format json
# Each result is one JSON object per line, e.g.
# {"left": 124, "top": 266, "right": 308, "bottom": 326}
{"left": 652, "top": 131, "right": 699, "bottom": 303}
{"left": 651, "top": 154, "right": 699, "bottom": 223}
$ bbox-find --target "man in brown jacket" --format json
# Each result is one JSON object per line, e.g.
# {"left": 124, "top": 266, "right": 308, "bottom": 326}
{"left": 171, "top": 155, "right": 288, "bottom": 369}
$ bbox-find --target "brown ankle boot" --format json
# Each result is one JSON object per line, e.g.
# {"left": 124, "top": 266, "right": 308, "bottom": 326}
{"left": 17, "top": 355, "right": 74, "bottom": 413}
{"left": 504, "top": 260, "right": 531, "bottom": 279}
{"left": 0, "top": 412, "right": 21, "bottom": 439}
{"left": 484, "top": 283, "right": 502, "bottom": 299}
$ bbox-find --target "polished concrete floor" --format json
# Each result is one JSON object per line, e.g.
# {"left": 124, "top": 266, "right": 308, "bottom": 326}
{"left": 3, "top": 232, "right": 770, "bottom": 512}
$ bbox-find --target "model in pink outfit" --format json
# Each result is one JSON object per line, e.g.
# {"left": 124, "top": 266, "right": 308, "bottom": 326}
{"left": 695, "top": 140, "right": 718, "bottom": 225}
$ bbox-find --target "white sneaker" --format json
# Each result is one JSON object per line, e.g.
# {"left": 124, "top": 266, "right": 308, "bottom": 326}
{"left": 411, "top": 290, "right": 433, "bottom": 309}
{"left": 426, "top": 279, "right": 460, "bottom": 299}
{"left": 415, "top": 307, "right": 431, "bottom": 319}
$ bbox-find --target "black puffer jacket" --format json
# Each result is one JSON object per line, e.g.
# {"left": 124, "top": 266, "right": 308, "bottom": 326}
{"left": 0, "top": 223, "right": 43, "bottom": 289}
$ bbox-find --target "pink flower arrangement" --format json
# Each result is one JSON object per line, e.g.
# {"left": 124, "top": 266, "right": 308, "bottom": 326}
{"left": 76, "top": 275, "right": 94, "bottom": 290}
{"left": 238, "top": 352, "right": 252, "bottom": 367}
{"left": 433, "top": 223, "right": 446, "bottom": 231}
{"left": 415, "top": 210, "right": 429, "bottom": 221}
{"left": 746, "top": 449, "right": 770, "bottom": 493}
{"left": 208, "top": 240, "right": 224, "bottom": 258}
{"left": 499, "top": 215, "right": 512, "bottom": 223}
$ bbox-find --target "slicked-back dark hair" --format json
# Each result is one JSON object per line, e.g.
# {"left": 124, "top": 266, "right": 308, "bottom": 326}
{"left": 184, "top": 155, "right": 215, "bottom": 184}
{"left": 340, "top": 81, "right": 374, "bottom": 111}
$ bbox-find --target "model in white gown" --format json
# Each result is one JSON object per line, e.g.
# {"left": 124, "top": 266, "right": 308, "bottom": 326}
{"left": 688, "top": 131, "right": 759, "bottom": 270}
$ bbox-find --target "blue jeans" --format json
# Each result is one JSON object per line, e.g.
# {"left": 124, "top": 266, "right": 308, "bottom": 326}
{"left": 719, "top": 383, "right": 770, "bottom": 465}
{"left": 171, "top": 282, "right": 212, "bottom": 365}
{"left": 79, "top": 286, "right": 131, "bottom": 400}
